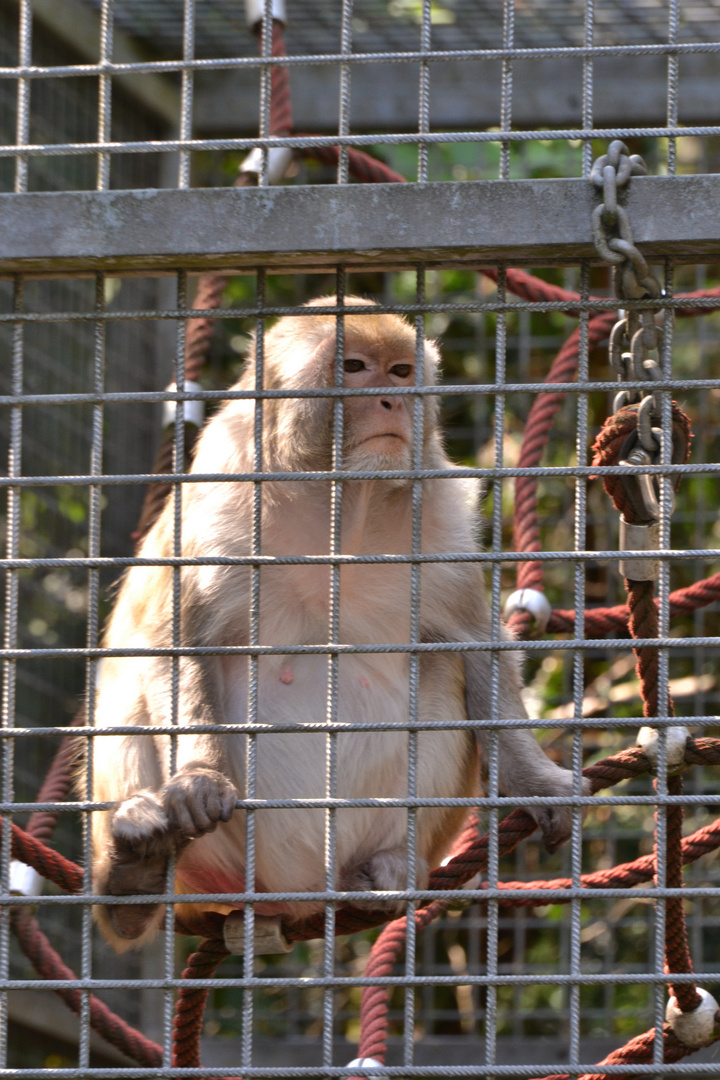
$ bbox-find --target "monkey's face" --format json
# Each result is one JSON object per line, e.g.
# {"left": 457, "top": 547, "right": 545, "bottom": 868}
{"left": 340, "top": 347, "right": 415, "bottom": 476}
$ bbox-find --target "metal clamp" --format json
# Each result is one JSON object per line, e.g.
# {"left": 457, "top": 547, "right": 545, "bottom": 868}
{"left": 619, "top": 516, "right": 660, "bottom": 581}
{"left": 503, "top": 589, "right": 552, "bottom": 634}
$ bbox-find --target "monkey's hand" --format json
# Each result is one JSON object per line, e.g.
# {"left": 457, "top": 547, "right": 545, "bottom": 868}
{"left": 162, "top": 765, "right": 238, "bottom": 840}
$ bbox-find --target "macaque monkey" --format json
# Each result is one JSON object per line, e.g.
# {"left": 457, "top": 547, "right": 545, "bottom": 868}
{"left": 91, "top": 296, "right": 584, "bottom": 953}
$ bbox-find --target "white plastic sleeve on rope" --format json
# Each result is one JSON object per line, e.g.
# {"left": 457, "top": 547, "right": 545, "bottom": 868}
{"left": 503, "top": 588, "right": 552, "bottom": 634}
{"left": 345, "top": 1059, "right": 386, "bottom": 1073}
{"left": 223, "top": 911, "right": 292, "bottom": 955}
{"left": 10, "top": 859, "right": 44, "bottom": 897}
{"left": 244, "top": 0, "right": 286, "bottom": 26}
{"left": 240, "top": 146, "right": 295, "bottom": 186}
{"left": 666, "top": 987, "right": 719, "bottom": 1048}
{"left": 636, "top": 725, "right": 690, "bottom": 771}
{"left": 162, "top": 381, "right": 204, "bottom": 430}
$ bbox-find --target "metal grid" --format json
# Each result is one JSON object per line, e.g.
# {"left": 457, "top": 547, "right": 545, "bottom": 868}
{"left": 0, "top": 0, "right": 719, "bottom": 1077}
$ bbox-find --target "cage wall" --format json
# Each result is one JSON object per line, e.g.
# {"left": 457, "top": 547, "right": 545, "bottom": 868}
{"left": 1, "top": 1, "right": 720, "bottom": 1077}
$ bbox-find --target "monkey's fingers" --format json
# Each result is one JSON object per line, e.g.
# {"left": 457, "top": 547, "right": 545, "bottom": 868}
{"left": 163, "top": 769, "right": 238, "bottom": 838}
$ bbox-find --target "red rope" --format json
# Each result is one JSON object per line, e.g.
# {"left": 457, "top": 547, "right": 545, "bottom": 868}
{"left": 172, "top": 937, "right": 231, "bottom": 1070}
{"left": 11, "top": 907, "right": 162, "bottom": 1066}
{"left": 513, "top": 312, "right": 617, "bottom": 592}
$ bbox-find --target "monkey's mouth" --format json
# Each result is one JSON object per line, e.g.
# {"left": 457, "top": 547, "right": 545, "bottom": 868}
{"left": 356, "top": 433, "right": 407, "bottom": 445}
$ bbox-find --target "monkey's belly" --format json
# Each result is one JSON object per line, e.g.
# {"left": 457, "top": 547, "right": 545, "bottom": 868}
{"left": 175, "top": 651, "right": 474, "bottom": 913}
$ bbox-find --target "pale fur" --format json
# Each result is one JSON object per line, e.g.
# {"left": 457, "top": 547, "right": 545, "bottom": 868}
{"left": 91, "top": 296, "right": 583, "bottom": 952}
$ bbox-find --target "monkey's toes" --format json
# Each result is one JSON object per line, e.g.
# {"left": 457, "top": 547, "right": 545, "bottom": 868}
{"left": 341, "top": 850, "right": 427, "bottom": 913}
{"left": 536, "top": 807, "right": 573, "bottom": 853}
{"left": 163, "top": 769, "right": 238, "bottom": 838}
{"left": 111, "top": 792, "right": 171, "bottom": 858}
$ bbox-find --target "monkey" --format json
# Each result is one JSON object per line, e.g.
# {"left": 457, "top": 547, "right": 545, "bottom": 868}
{"left": 91, "top": 296, "right": 586, "bottom": 953}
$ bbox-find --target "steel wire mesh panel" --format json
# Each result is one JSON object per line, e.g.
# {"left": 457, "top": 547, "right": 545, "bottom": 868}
{"left": 0, "top": 1, "right": 719, "bottom": 1078}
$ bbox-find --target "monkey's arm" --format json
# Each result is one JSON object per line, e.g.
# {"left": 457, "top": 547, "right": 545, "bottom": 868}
{"left": 464, "top": 647, "right": 587, "bottom": 852}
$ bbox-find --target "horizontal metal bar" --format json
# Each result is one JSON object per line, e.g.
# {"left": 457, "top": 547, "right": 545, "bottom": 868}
{"left": 0, "top": 175, "right": 719, "bottom": 273}
{"left": 0, "top": 40, "right": 719, "bottom": 79}
{"left": 1, "top": 547, "right": 718, "bottom": 570}
{"left": 0, "top": 296, "right": 717, "bottom": 319}
{"left": 2, "top": 462, "right": 720, "bottom": 487}
{"left": 3, "top": 127, "right": 720, "bottom": 163}
{"left": 2, "top": 636, "right": 719, "bottom": 660}
{"left": 5, "top": 1064, "right": 720, "bottom": 1079}
{"left": 0, "top": 971, "right": 715, "bottom": 992}
{"left": 3, "top": 716, "right": 717, "bottom": 738}
{"left": 2, "top": 794, "right": 719, "bottom": 813}
{"left": 2, "top": 376, "right": 720, "bottom": 407}
{"left": 4, "top": 886, "right": 720, "bottom": 908}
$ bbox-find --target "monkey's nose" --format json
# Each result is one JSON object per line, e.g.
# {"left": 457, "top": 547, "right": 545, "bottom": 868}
{"left": 380, "top": 398, "right": 393, "bottom": 411}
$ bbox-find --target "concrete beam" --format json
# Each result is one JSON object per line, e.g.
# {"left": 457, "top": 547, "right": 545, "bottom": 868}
{"left": 195, "top": 54, "right": 720, "bottom": 134}
{"left": 0, "top": 175, "right": 718, "bottom": 275}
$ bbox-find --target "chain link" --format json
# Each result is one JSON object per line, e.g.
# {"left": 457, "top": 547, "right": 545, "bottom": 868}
{"left": 591, "top": 140, "right": 670, "bottom": 523}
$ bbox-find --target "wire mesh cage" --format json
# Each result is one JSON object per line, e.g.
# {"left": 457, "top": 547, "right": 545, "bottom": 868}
{"left": 1, "top": 1, "right": 720, "bottom": 1077}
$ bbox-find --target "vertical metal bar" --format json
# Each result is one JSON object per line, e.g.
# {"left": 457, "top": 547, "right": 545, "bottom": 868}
{"left": 79, "top": 271, "right": 107, "bottom": 1073}
{"left": 337, "top": 0, "right": 352, "bottom": 185}
{"left": 258, "top": 0, "right": 274, "bottom": 187}
{"left": 15, "top": 0, "right": 31, "bottom": 194}
{"left": 568, "top": 261, "right": 590, "bottom": 1069}
{"left": 324, "top": 270, "right": 346, "bottom": 1069}
{"left": 243, "top": 269, "right": 265, "bottom": 1071}
{"left": 485, "top": 264, "right": 507, "bottom": 1075}
{"left": 582, "top": 0, "right": 594, "bottom": 178}
{"left": 417, "top": 0, "right": 431, "bottom": 183}
{"left": 178, "top": 0, "right": 195, "bottom": 189}
{"left": 1, "top": 9, "right": 31, "bottom": 1064}
{"left": 403, "top": 266, "right": 426, "bottom": 1069}
{"left": 499, "top": 0, "right": 514, "bottom": 180}
{"left": 666, "top": 0, "right": 679, "bottom": 177}
{"left": 163, "top": 269, "right": 187, "bottom": 1063}
{"left": 87, "top": 0, "right": 112, "bottom": 1049}
{"left": 0, "top": 275, "right": 23, "bottom": 1069}
{"left": 97, "top": 0, "right": 114, "bottom": 191}
{"left": 652, "top": 258, "right": 676, "bottom": 1073}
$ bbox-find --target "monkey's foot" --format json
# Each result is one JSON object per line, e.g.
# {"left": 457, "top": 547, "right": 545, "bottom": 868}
{"left": 162, "top": 767, "right": 238, "bottom": 840}
{"left": 341, "top": 850, "right": 428, "bottom": 913}
{"left": 529, "top": 775, "right": 592, "bottom": 853}
{"left": 103, "top": 850, "right": 168, "bottom": 941}
{"left": 112, "top": 791, "right": 171, "bottom": 858}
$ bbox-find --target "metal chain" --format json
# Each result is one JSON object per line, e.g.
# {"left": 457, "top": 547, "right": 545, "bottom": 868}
{"left": 591, "top": 139, "right": 669, "bottom": 525}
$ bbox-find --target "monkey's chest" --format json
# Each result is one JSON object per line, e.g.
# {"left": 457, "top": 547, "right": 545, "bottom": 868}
{"left": 222, "top": 651, "right": 410, "bottom": 729}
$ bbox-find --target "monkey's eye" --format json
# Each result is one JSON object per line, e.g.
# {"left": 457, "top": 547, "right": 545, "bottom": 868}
{"left": 390, "top": 364, "right": 413, "bottom": 379}
{"left": 344, "top": 357, "right": 367, "bottom": 373}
